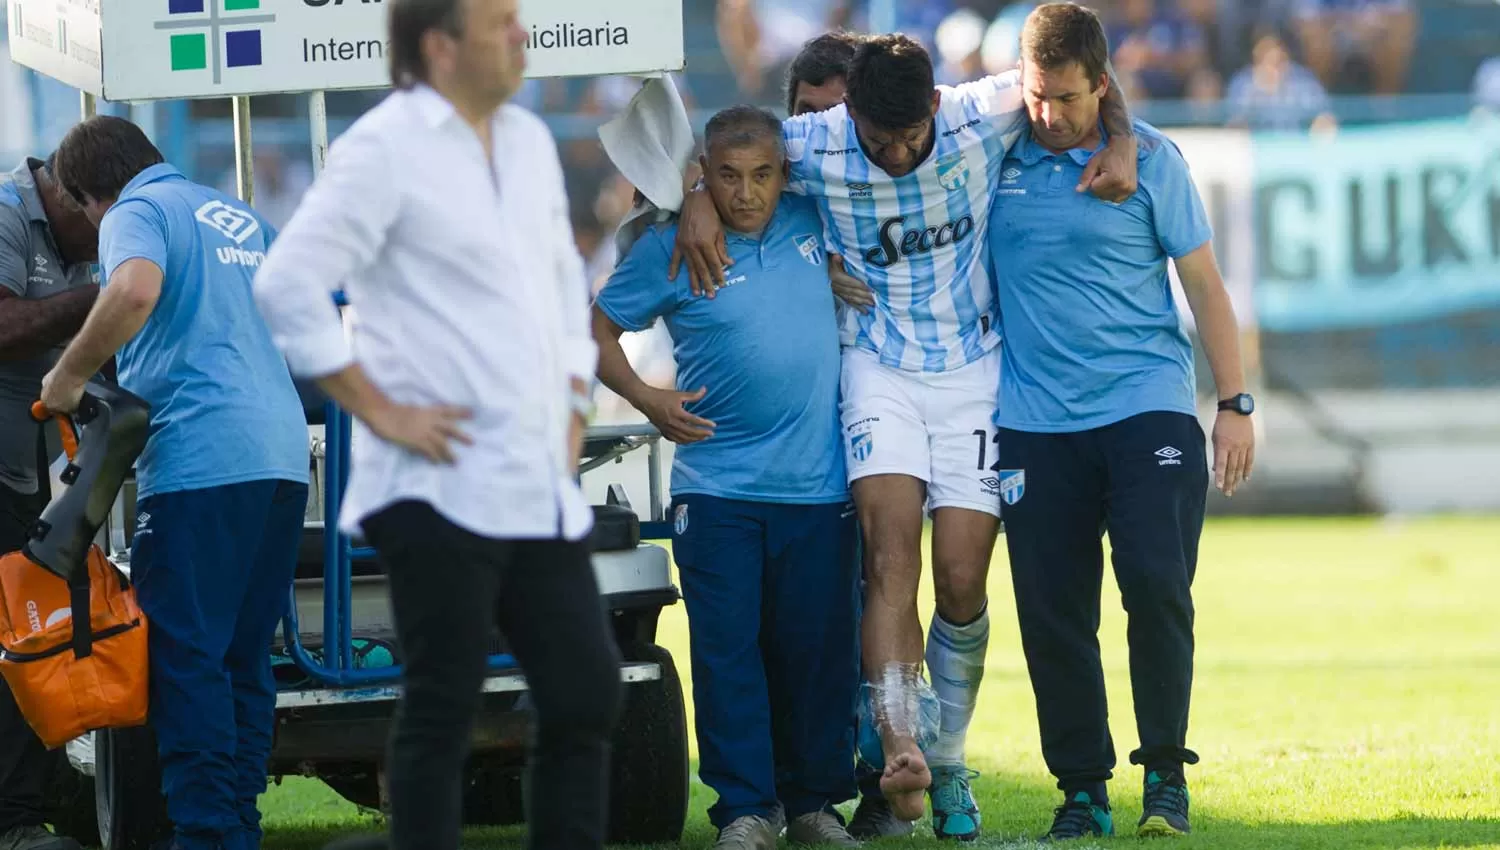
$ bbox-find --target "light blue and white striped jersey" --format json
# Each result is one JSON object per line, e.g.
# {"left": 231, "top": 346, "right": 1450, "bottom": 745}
{"left": 783, "top": 71, "right": 1028, "bottom": 373}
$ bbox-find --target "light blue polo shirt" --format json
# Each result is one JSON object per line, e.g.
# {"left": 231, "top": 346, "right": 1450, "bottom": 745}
{"left": 988, "top": 119, "right": 1213, "bottom": 433}
{"left": 98, "top": 163, "right": 309, "bottom": 498}
{"left": 595, "top": 194, "right": 846, "bottom": 504}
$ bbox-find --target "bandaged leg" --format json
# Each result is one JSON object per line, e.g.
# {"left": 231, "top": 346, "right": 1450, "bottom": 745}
{"left": 924, "top": 603, "right": 990, "bottom": 767}
{"left": 857, "top": 662, "right": 941, "bottom": 821}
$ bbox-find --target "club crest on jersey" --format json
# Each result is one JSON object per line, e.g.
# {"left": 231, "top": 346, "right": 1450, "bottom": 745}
{"left": 936, "top": 153, "right": 970, "bottom": 191}
{"left": 795, "top": 234, "right": 823, "bottom": 266}
{"left": 998, "top": 469, "right": 1025, "bottom": 505}
{"left": 850, "top": 431, "right": 874, "bottom": 463}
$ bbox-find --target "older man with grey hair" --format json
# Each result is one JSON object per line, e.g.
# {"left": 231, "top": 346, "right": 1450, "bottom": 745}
{"left": 593, "top": 104, "right": 860, "bottom": 850}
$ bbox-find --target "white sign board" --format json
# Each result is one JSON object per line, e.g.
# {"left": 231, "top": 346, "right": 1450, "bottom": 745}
{"left": 6, "top": 0, "right": 104, "bottom": 95}
{"left": 6, "top": 0, "right": 684, "bottom": 101}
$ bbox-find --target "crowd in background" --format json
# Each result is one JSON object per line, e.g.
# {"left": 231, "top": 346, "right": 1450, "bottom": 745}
{"left": 8, "top": 0, "right": 1492, "bottom": 318}
{"left": 530, "top": 0, "right": 1480, "bottom": 302}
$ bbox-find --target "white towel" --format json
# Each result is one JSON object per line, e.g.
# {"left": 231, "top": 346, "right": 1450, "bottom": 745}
{"left": 597, "top": 74, "right": 697, "bottom": 259}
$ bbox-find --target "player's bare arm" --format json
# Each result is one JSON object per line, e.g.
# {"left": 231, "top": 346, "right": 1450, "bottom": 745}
{"left": 1175, "top": 241, "right": 1254, "bottom": 497}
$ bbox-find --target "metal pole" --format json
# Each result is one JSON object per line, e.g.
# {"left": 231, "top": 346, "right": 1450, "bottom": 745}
{"left": 80, "top": 91, "right": 96, "bottom": 119}
{"left": 309, "top": 90, "right": 329, "bottom": 176}
{"left": 232, "top": 95, "right": 255, "bottom": 204}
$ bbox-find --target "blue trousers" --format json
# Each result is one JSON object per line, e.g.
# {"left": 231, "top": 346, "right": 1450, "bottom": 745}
{"left": 131, "top": 478, "right": 307, "bottom": 850}
{"left": 670, "top": 495, "right": 860, "bottom": 829}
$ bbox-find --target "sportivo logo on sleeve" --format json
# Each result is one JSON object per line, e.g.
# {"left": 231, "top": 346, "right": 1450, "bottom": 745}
{"left": 195, "top": 200, "right": 260, "bottom": 245}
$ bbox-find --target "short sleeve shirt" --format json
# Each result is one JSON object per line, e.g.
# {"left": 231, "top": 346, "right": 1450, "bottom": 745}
{"left": 0, "top": 159, "right": 100, "bottom": 494}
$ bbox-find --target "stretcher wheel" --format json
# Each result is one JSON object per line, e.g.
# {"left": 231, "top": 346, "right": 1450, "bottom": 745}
{"left": 606, "top": 642, "right": 689, "bottom": 844}
{"left": 94, "top": 726, "right": 172, "bottom": 850}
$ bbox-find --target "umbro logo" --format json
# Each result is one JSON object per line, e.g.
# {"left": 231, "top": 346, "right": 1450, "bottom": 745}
{"left": 1155, "top": 446, "right": 1183, "bottom": 467}
{"left": 195, "top": 200, "right": 260, "bottom": 245}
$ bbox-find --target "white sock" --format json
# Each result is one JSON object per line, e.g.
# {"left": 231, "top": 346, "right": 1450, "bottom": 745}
{"left": 923, "top": 603, "right": 990, "bottom": 767}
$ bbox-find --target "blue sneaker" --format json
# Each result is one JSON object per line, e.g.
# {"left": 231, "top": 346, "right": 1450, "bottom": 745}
{"left": 928, "top": 765, "right": 981, "bottom": 841}
{"left": 1042, "top": 791, "right": 1113, "bottom": 841}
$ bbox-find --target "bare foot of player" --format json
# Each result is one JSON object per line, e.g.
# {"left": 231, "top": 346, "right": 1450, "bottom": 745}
{"left": 880, "top": 737, "right": 931, "bottom": 822}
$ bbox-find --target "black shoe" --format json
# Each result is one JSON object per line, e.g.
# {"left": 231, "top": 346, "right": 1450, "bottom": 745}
{"left": 1137, "top": 770, "right": 1191, "bottom": 836}
{"left": 1041, "top": 791, "right": 1113, "bottom": 841}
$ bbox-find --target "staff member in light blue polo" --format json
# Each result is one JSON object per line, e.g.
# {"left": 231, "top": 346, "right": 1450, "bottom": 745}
{"left": 42, "top": 116, "right": 310, "bottom": 850}
{"left": 592, "top": 106, "right": 860, "bottom": 850}
{"left": 985, "top": 4, "right": 1255, "bottom": 843}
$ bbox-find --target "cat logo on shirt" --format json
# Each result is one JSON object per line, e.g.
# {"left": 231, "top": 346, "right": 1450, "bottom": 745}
{"left": 795, "top": 234, "right": 823, "bottom": 266}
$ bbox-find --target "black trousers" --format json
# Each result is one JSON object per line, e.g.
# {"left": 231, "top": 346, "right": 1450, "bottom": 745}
{"left": 997, "top": 412, "right": 1207, "bottom": 795}
{"left": 0, "top": 447, "right": 60, "bottom": 834}
{"left": 361, "top": 501, "right": 623, "bottom": 850}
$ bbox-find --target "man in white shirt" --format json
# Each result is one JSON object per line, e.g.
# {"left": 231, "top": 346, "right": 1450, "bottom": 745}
{"left": 251, "top": 1, "right": 621, "bottom": 849}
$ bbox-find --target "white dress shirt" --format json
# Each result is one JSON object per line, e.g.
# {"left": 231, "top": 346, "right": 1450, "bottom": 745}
{"left": 252, "top": 85, "right": 597, "bottom": 542}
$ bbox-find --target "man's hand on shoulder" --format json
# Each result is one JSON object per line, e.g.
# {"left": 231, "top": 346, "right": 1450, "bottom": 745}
{"left": 669, "top": 187, "right": 731, "bottom": 299}
{"left": 1077, "top": 132, "right": 1139, "bottom": 202}
{"left": 637, "top": 385, "right": 715, "bottom": 444}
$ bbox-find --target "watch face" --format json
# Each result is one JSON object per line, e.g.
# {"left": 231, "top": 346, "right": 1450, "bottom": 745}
{"left": 1238, "top": 394, "right": 1254, "bottom": 414}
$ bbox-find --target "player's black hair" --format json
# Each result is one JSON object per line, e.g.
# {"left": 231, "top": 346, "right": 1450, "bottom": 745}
{"left": 54, "top": 116, "right": 164, "bottom": 204}
{"left": 1021, "top": 2, "right": 1111, "bottom": 87}
{"left": 785, "top": 31, "right": 861, "bottom": 115}
{"left": 845, "top": 34, "right": 936, "bottom": 131}
{"left": 703, "top": 105, "right": 785, "bottom": 161}
{"left": 388, "top": 0, "right": 466, "bottom": 89}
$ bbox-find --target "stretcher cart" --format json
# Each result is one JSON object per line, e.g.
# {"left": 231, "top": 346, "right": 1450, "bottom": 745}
{"left": 6, "top": 1, "right": 690, "bottom": 847}
{"left": 49, "top": 418, "right": 689, "bottom": 850}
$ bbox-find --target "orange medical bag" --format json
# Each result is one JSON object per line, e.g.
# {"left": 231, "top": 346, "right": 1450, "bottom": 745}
{"left": 0, "top": 385, "right": 151, "bottom": 749}
{"left": 0, "top": 543, "right": 148, "bottom": 749}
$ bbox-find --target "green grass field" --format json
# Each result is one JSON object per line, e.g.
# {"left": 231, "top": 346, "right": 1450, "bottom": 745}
{"left": 255, "top": 516, "right": 1500, "bottom": 849}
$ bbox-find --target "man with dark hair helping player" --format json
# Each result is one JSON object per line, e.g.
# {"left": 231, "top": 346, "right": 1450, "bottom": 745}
{"left": 985, "top": 4, "right": 1253, "bottom": 840}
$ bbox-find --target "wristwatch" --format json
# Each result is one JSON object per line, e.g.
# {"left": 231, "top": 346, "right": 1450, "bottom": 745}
{"left": 1217, "top": 393, "right": 1255, "bottom": 415}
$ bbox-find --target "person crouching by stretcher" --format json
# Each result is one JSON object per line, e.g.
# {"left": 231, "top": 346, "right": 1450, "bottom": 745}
{"left": 41, "top": 116, "right": 311, "bottom": 850}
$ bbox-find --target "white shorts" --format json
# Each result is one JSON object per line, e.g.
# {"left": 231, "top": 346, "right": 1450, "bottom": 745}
{"left": 840, "top": 346, "right": 1002, "bottom": 518}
